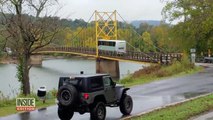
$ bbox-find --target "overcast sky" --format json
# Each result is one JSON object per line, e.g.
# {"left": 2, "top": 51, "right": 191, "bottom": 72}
{"left": 57, "top": 0, "right": 166, "bottom": 21}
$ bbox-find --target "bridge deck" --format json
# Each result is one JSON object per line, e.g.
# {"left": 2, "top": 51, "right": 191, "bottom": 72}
{"left": 37, "top": 47, "right": 182, "bottom": 64}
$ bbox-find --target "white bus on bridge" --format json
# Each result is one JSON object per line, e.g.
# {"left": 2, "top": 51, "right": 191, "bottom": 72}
{"left": 98, "top": 39, "right": 126, "bottom": 53}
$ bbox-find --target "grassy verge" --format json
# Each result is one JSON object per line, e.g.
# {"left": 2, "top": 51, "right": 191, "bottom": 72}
{"left": 119, "top": 56, "right": 203, "bottom": 87}
{"left": 131, "top": 93, "right": 213, "bottom": 120}
{"left": 0, "top": 90, "right": 57, "bottom": 117}
{"left": 120, "top": 65, "right": 202, "bottom": 87}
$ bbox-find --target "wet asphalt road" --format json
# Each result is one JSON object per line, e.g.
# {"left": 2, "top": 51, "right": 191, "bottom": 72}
{"left": 1, "top": 67, "right": 213, "bottom": 120}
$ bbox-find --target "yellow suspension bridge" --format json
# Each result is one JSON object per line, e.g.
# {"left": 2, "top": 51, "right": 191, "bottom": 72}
{"left": 36, "top": 11, "right": 182, "bottom": 64}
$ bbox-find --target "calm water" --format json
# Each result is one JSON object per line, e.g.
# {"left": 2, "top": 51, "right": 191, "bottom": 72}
{"left": 0, "top": 58, "right": 147, "bottom": 97}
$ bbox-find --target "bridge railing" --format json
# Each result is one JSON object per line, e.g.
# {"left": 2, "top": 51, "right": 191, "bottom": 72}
{"left": 38, "top": 46, "right": 96, "bottom": 55}
{"left": 37, "top": 47, "right": 182, "bottom": 64}
{"left": 99, "top": 50, "right": 160, "bottom": 63}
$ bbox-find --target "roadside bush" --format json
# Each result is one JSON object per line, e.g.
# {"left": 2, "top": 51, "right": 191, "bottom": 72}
{"left": 155, "top": 69, "right": 171, "bottom": 77}
{"left": 132, "top": 65, "right": 161, "bottom": 78}
{"left": 119, "top": 76, "right": 133, "bottom": 84}
{"left": 182, "top": 53, "right": 194, "bottom": 69}
{"left": 162, "top": 61, "right": 184, "bottom": 75}
{"left": 46, "top": 89, "right": 57, "bottom": 99}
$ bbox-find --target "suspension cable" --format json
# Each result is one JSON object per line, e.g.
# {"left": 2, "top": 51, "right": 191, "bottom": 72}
{"left": 116, "top": 11, "right": 166, "bottom": 54}
{"left": 126, "top": 41, "right": 156, "bottom": 59}
{"left": 70, "top": 12, "right": 95, "bottom": 44}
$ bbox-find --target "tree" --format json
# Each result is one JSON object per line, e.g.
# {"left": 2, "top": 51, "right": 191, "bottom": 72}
{"left": 142, "top": 31, "right": 155, "bottom": 52}
{"left": 137, "top": 23, "right": 153, "bottom": 35}
{"left": 150, "top": 23, "right": 175, "bottom": 52}
{"left": 54, "top": 27, "right": 73, "bottom": 46}
{"left": 0, "top": 0, "right": 59, "bottom": 95}
{"left": 162, "top": 0, "right": 213, "bottom": 54}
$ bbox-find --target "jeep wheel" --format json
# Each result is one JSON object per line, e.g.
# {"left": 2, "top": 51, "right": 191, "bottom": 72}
{"left": 58, "top": 107, "right": 74, "bottom": 120}
{"left": 90, "top": 102, "right": 106, "bottom": 120}
{"left": 57, "top": 84, "right": 77, "bottom": 106}
{"left": 119, "top": 95, "right": 133, "bottom": 115}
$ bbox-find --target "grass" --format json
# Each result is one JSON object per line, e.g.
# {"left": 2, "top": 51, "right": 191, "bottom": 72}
{"left": 131, "top": 93, "right": 213, "bottom": 120}
{"left": 119, "top": 55, "right": 203, "bottom": 87}
{"left": 0, "top": 89, "right": 57, "bottom": 117}
{"left": 120, "top": 65, "right": 202, "bottom": 87}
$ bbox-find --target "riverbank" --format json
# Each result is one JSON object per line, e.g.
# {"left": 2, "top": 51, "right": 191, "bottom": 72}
{"left": 0, "top": 56, "right": 17, "bottom": 64}
{"left": 119, "top": 60, "right": 203, "bottom": 87}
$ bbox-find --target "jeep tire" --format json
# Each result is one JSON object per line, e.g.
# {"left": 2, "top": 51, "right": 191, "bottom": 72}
{"left": 57, "top": 84, "right": 77, "bottom": 106}
{"left": 119, "top": 95, "right": 133, "bottom": 115}
{"left": 90, "top": 102, "right": 106, "bottom": 120}
{"left": 58, "top": 106, "right": 74, "bottom": 120}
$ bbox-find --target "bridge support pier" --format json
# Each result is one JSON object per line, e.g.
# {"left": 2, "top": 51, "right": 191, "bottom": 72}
{"left": 30, "top": 55, "right": 42, "bottom": 65}
{"left": 96, "top": 58, "right": 120, "bottom": 78}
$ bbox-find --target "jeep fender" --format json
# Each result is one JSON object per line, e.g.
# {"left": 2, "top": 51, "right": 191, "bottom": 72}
{"left": 118, "top": 88, "right": 130, "bottom": 101}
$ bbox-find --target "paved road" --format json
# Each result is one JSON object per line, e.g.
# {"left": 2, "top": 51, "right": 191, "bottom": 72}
{"left": 1, "top": 67, "right": 213, "bottom": 120}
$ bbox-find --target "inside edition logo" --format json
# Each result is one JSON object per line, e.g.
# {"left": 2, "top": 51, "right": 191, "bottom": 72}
{"left": 16, "top": 98, "right": 36, "bottom": 111}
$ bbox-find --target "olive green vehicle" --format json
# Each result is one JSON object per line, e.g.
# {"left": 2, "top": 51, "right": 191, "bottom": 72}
{"left": 57, "top": 74, "right": 133, "bottom": 120}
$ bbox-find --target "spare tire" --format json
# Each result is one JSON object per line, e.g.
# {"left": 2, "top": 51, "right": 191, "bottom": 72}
{"left": 57, "top": 84, "right": 77, "bottom": 107}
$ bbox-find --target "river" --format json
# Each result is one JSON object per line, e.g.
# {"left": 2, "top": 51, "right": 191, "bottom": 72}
{"left": 0, "top": 58, "right": 147, "bottom": 97}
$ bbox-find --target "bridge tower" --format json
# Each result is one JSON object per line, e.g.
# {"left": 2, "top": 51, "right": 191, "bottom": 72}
{"left": 95, "top": 10, "right": 118, "bottom": 56}
{"left": 95, "top": 10, "right": 120, "bottom": 78}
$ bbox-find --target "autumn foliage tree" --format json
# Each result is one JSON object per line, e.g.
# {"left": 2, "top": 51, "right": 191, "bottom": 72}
{"left": 162, "top": 0, "right": 213, "bottom": 55}
{"left": 0, "top": 0, "right": 60, "bottom": 95}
